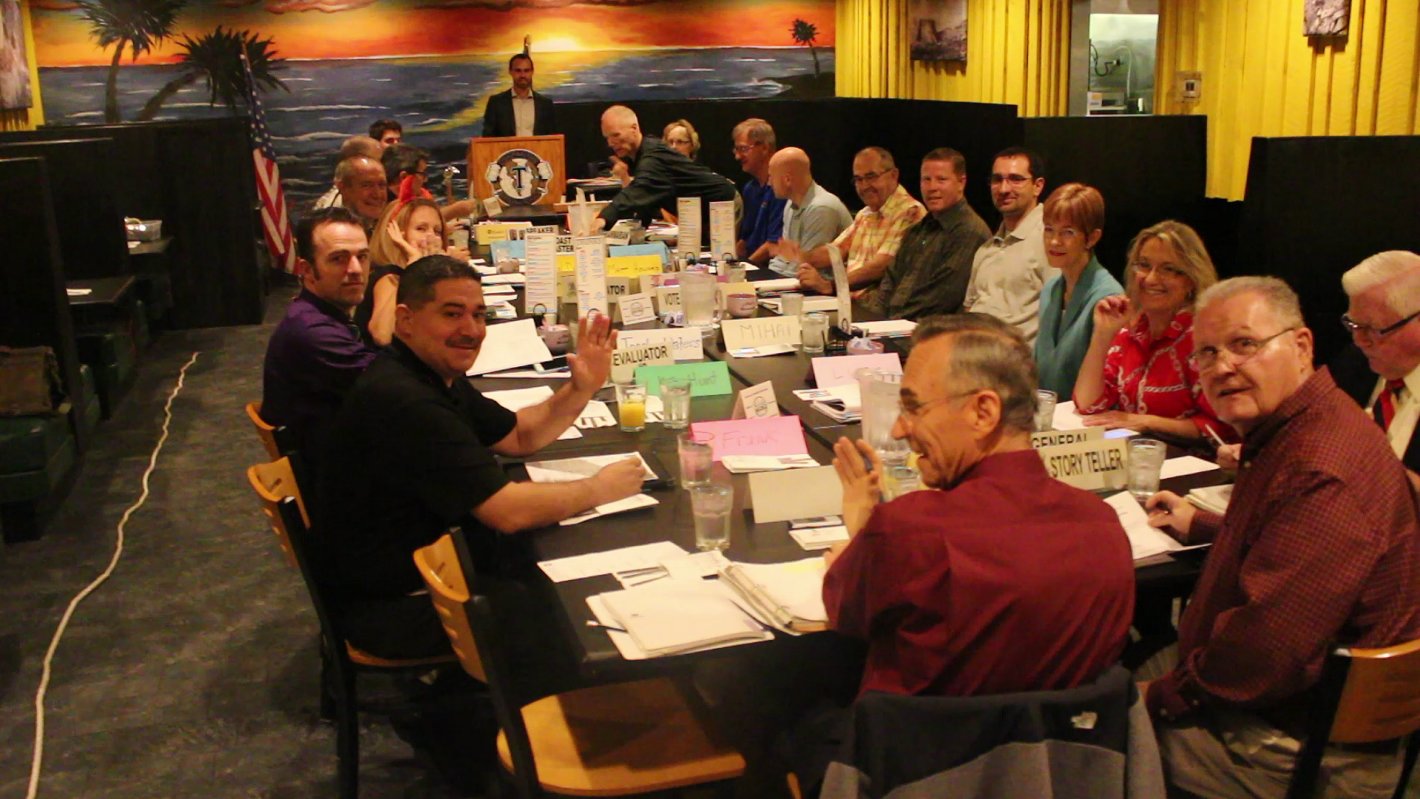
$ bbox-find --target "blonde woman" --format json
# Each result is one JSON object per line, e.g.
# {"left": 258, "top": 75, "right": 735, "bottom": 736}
{"left": 1073, "top": 220, "right": 1229, "bottom": 440}
{"left": 357, "top": 199, "right": 447, "bottom": 346}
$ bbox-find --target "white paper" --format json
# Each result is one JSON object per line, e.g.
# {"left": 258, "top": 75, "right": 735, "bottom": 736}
{"left": 466, "top": 319, "right": 554, "bottom": 375}
{"left": 482, "top": 273, "right": 527, "bottom": 285}
{"left": 1104, "top": 491, "right": 1186, "bottom": 562}
{"left": 852, "top": 320, "right": 917, "bottom": 337}
{"left": 676, "top": 197, "right": 702, "bottom": 256}
{"left": 525, "top": 452, "right": 657, "bottom": 483}
{"left": 573, "top": 235, "right": 610, "bottom": 320}
{"left": 539, "top": 541, "right": 686, "bottom": 582}
{"left": 616, "top": 292, "right": 657, "bottom": 326}
{"left": 617, "top": 327, "right": 706, "bottom": 362}
{"left": 559, "top": 492, "right": 660, "bottom": 526}
{"left": 721, "top": 316, "right": 802, "bottom": 351}
{"left": 1161, "top": 456, "right": 1221, "bottom": 479}
{"left": 749, "top": 466, "right": 844, "bottom": 524}
{"left": 586, "top": 580, "right": 773, "bottom": 660}
{"left": 709, "top": 200, "right": 736, "bottom": 260}
{"left": 728, "top": 344, "right": 799, "bottom": 358}
{"left": 789, "top": 525, "right": 850, "bottom": 551}
{"left": 811, "top": 353, "right": 902, "bottom": 389}
{"left": 1051, "top": 400, "right": 1139, "bottom": 439}
{"left": 754, "top": 277, "right": 801, "bottom": 293}
{"left": 733, "top": 380, "right": 780, "bottom": 419}
{"left": 760, "top": 296, "right": 839, "bottom": 314}
{"left": 480, "top": 369, "right": 572, "bottom": 380}
{"left": 722, "top": 454, "right": 820, "bottom": 474}
{"left": 829, "top": 244, "right": 852, "bottom": 332}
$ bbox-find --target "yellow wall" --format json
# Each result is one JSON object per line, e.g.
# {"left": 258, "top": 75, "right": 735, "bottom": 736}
{"left": 1, "top": 0, "right": 44, "bottom": 131}
{"left": 1157, "top": 0, "right": 1420, "bottom": 199}
{"left": 836, "top": 0, "right": 1070, "bottom": 116}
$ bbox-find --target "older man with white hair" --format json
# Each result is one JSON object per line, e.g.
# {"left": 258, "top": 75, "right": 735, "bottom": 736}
{"left": 1333, "top": 250, "right": 1420, "bottom": 476}
{"left": 1146, "top": 276, "right": 1420, "bottom": 799}
{"left": 595, "top": 104, "right": 737, "bottom": 234}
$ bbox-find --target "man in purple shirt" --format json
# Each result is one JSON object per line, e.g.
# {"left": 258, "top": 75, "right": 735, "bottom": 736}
{"left": 261, "top": 207, "right": 377, "bottom": 464}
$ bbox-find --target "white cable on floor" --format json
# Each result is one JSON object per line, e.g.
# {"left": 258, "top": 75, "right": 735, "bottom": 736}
{"left": 26, "top": 351, "right": 200, "bottom": 799}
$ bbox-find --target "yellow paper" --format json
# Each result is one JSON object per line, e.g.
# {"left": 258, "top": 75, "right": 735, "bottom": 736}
{"left": 556, "top": 253, "right": 578, "bottom": 274}
{"left": 606, "top": 254, "right": 666, "bottom": 278}
{"left": 474, "top": 222, "right": 532, "bottom": 245}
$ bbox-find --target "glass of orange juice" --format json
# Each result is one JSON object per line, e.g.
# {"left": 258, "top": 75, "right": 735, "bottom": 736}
{"left": 616, "top": 383, "right": 648, "bottom": 432}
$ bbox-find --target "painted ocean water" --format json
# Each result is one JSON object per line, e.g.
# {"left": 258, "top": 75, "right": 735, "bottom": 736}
{"left": 39, "top": 46, "right": 833, "bottom": 207}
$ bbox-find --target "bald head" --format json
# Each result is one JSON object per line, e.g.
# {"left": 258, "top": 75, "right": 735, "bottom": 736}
{"left": 768, "top": 146, "right": 813, "bottom": 203}
{"left": 339, "top": 135, "right": 383, "bottom": 162}
{"left": 601, "top": 105, "right": 643, "bottom": 160}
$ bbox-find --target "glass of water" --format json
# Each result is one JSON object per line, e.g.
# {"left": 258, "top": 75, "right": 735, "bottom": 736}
{"left": 677, "top": 431, "right": 714, "bottom": 489}
{"left": 801, "top": 312, "right": 829, "bottom": 354}
{"left": 659, "top": 377, "right": 692, "bottom": 430}
{"left": 1127, "top": 438, "right": 1167, "bottom": 503}
{"left": 1034, "top": 389, "right": 1058, "bottom": 432}
{"left": 690, "top": 483, "right": 733, "bottom": 551}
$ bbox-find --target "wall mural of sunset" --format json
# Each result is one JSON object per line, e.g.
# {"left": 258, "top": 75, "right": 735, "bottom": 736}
{"left": 31, "top": 0, "right": 835, "bottom": 205}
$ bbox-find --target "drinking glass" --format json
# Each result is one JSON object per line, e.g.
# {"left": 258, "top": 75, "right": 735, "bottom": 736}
{"left": 882, "top": 465, "right": 923, "bottom": 501}
{"left": 1034, "top": 389, "right": 1058, "bottom": 432}
{"left": 801, "top": 312, "right": 829, "bottom": 354}
{"left": 677, "top": 431, "right": 714, "bottom": 489}
{"left": 779, "top": 292, "right": 804, "bottom": 317}
{"left": 1127, "top": 438, "right": 1167, "bottom": 502}
{"left": 680, "top": 271, "right": 720, "bottom": 328}
{"left": 857, "top": 367, "right": 909, "bottom": 466}
{"left": 659, "top": 377, "right": 692, "bottom": 430}
{"left": 690, "top": 483, "right": 733, "bottom": 551}
{"left": 615, "top": 383, "right": 647, "bottom": 433}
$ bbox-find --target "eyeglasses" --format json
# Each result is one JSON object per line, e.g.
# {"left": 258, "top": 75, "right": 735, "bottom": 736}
{"left": 1189, "top": 327, "right": 1297, "bottom": 371}
{"left": 852, "top": 171, "right": 889, "bottom": 185}
{"left": 1341, "top": 309, "right": 1420, "bottom": 340}
{"left": 897, "top": 389, "right": 980, "bottom": 422}
{"left": 732, "top": 143, "right": 759, "bottom": 155}
{"left": 1043, "top": 225, "right": 1081, "bottom": 242}
{"left": 989, "top": 174, "right": 1031, "bottom": 186}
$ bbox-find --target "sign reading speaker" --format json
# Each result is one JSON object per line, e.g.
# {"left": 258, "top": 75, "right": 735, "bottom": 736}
{"left": 485, "top": 148, "right": 554, "bottom": 205}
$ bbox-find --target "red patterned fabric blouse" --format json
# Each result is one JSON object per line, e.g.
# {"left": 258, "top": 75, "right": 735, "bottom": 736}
{"left": 1075, "top": 310, "right": 1228, "bottom": 438}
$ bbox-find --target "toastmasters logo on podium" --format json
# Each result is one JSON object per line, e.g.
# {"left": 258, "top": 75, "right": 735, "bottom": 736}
{"left": 484, "top": 148, "right": 555, "bottom": 206}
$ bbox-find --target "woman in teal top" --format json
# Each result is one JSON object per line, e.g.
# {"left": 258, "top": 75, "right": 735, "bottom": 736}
{"left": 1034, "top": 183, "right": 1123, "bottom": 396}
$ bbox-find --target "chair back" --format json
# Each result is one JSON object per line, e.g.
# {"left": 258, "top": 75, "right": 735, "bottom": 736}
{"left": 1286, "top": 639, "right": 1420, "bottom": 799}
{"left": 415, "top": 532, "right": 543, "bottom": 798}
{"left": 245, "top": 401, "right": 285, "bottom": 460}
{"left": 247, "top": 455, "right": 310, "bottom": 532}
{"left": 246, "top": 457, "right": 344, "bottom": 646}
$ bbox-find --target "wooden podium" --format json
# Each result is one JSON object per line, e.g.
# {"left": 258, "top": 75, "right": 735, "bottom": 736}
{"left": 468, "top": 135, "right": 567, "bottom": 209}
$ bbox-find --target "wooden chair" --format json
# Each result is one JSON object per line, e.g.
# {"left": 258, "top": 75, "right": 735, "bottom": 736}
{"left": 245, "top": 400, "right": 288, "bottom": 460}
{"left": 414, "top": 532, "right": 746, "bottom": 798}
{"left": 1285, "top": 639, "right": 1420, "bottom": 799}
{"left": 247, "top": 456, "right": 453, "bottom": 799}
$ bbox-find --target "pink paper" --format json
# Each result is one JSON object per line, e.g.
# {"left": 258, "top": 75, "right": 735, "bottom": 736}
{"left": 690, "top": 416, "right": 809, "bottom": 462}
{"left": 811, "top": 353, "right": 903, "bottom": 389}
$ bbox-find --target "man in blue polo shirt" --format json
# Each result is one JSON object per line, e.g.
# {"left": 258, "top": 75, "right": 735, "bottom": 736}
{"left": 733, "top": 118, "right": 787, "bottom": 266}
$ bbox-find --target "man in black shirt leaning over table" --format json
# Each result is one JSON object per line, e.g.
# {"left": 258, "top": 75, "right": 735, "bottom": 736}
{"left": 317, "top": 256, "right": 645, "bottom": 659}
{"left": 595, "top": 104, "right": 737, "bottom": 235}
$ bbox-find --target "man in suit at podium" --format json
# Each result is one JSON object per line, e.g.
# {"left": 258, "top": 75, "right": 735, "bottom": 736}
{"left": 483, "top": 53, "right": 557, "bottom": 138}
{"left": 1334, "top": 250, "right": 1420, "bottom": 478}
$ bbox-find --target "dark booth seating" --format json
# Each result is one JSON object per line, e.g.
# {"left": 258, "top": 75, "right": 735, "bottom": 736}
{"left": 1239, "top": 135, "right": 1420, "bottom": 364}
{"left": 0, "top": 157, "right": 84, "bottom": 542}
{"left": 0, "top": 118, "right": 264, "bottom": 329}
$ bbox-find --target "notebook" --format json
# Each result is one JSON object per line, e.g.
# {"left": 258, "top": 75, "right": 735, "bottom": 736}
{"left": 598, "top": 583, "right": 769, "bottom": 657}
{"left": 719, "top": 559, "right": 829, "bottom": 634}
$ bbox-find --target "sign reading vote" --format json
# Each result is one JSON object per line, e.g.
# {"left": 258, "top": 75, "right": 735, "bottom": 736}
{"left": 722, "top": 316, "right": 802, "bottom": 351}
{"left": 656, "top": 284, "right": 682, "bottom": 313}
{"left": 811, "top": 353, "right": 902, "bottom": 389}
{"left": 618, "top": 327, "right": 705, "bottom": 362}
{"left": 636, "top": 361, "right": 732, "bottom": 397}
{"left": 690, "top": 416, "right": 808, "bottom": 462}
{"left": 1037, "top": 438, "right": 1128, "bottom": 491}
{"left": 1031, "top": 428, "right": 1104, "bottom": 449}
{"left": 611, "top": 342, "right": 675, "bottom": 384}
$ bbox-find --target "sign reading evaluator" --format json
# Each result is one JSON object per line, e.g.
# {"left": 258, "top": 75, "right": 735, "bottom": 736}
{"left": 610, "top": 342, "right": 674, "bottom": 384}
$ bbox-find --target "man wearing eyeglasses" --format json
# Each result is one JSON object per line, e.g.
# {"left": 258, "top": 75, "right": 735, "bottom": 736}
{"left": 963, "top": 146, "right": 1054, "bottom": 343}
{"left": 731, "top": 118, "right": 786, "bottom": 265}
{"left": 788, "top": 146, "right": 926, "bottom": 301}
{"left": 1144, "top": 276, "right": 1420, "bottom": 799}
{"left": 1333, "top": 251, "right": 1420, "bottom": 478}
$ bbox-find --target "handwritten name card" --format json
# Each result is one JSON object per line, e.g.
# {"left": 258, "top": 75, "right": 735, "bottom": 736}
{"left": 722, "top": 316, "right": 803, "bottom": 351}
{"left": 810, "top": 353, "right": 903, "bottom": 389}
{"left": 690, "top": 416, "right": 808, "bottom": 461}
{"left": 635, "top": 361, "right": 731, "bottom": 397}
{"left": 618, "top": 328, "right": 706, "bottom": 362}
{"left": 606, "top": 254, "right": 665, "bottom": 278}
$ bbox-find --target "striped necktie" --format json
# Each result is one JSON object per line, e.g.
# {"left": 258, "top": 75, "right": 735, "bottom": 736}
{"left": 1373, "top": 379, "right": 1405, "bottom": 431}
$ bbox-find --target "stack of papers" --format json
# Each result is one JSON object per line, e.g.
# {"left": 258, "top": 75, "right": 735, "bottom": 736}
{"left": 525, "top": 452, "right": 657, "bottom": 483}
{"left": 753, "top": 277, "right": 801, "bottom": 293}
{"left": 809, "top": 384, "right": 862, "bottom": 423}
{"left": 719, "top": 559, "right": 829, "bottom": 633}
{"left": 788, "top": 517, "right": 850, "bottom": 550}
{"left": 559, "top": 494, "right": 659, "bottom": 526}
{"left": 1105, "top": 492, "right": 1186, "bottom": 565}
{"left": 482, "top": 386, "right": 581, "bottom": 440}
{"left": 760, "top": 296, "right": 839, "bottom": 314}
{"left": 721, "top": 454, "right": 821, "bottom": 473}
{"left": 1051, "top": 400, "right": 1138, "bottom": 439}
{"left": 539, "top": 541, "right": 685, "bottom": 582}
{"left": 851, "top": 320, "right": 917, "bottom": 338}
{"left": 1186, "top": 484, "right": 1232, "bottom": 514}
{"left": 593, "top": 580, "right": 771, "bottom": 657}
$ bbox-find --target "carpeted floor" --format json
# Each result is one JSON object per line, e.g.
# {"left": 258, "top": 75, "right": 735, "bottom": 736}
{"left": 0, "top": 289, "right": 490, "bottom": 798}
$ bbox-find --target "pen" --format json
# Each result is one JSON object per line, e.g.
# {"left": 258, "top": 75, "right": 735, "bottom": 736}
{"left": 1202, "top": 423, "right": 1227, "bottom": 450}
{"left": 585, "top": 620, "right": 627, "bottom": 633}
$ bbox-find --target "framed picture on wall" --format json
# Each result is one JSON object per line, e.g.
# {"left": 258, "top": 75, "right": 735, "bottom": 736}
{"left": 0, "top": 0, "right": 31, "bottom": 110}
{"left": 1303, "top": 0, "right": 1349, "bottom": 37}
{"left": 910, "top": 0, "right": 967, "bottom": 62}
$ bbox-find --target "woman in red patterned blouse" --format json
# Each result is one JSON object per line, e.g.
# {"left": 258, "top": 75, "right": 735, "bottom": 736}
{"left": 1072, "top": 220, "right": 1230, "bottom": 441}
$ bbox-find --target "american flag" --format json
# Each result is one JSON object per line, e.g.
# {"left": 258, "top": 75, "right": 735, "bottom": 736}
{"left": 241, "top": 50, "right": 295, "bottom": 273}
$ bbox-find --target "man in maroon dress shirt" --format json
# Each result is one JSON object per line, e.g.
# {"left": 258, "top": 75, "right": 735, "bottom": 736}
{"left": 823, "top": 313, "right": 1135, "bottom": 698}
{"left": 1146, "top": 276, "right": 1420, "bottom": 799}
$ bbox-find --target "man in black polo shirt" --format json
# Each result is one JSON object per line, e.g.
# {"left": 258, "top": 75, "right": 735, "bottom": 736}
{"left": 319, "top": 256, "right": 644, "bottom": 658}
{"left": 595, "top": 104, "right": 737, "bottom": 234}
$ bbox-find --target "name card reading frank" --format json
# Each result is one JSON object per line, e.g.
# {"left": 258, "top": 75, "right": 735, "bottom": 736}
{"left": 1037, "top": 438, "right": 1128, "bottom": 491}
{"left": 690, "top": 416, "right": 808, "bottom": 462}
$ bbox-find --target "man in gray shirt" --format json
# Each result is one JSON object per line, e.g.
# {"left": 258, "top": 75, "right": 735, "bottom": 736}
{"left": 766, "top": 147, "right": 854, "bottom": 277}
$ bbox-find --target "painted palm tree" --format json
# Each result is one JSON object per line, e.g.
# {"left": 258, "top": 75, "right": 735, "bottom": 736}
{"left": 74, "top": 0, "right": 186, "bottom": 122}
{"left": 791, "top": 18, "right": 821, "bottom": 78}
{"left": 137, "top": 27, "right": 286, "bottom": 121}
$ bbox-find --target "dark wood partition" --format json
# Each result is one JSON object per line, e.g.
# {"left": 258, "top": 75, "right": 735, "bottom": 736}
{"left": 0, "top": 157, "right": 91, "bottom": 450}
{"left": 0, "top": 139, "right": 131, "bottom": 281}
{"left": 1, "top": 118, "right": 264, "bottom": 328}
{"left": 1239, "top": 135, "right": 1420, "bottom": 363}
{"left": 1024, "top": 116, "right": 1209, "bottom": 277}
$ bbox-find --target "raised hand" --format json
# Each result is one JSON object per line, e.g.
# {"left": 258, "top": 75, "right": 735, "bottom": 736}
{"left": 833, "top": 437, "right": 883, "bottom": 537}
{"left": 1092, "top": 294, "right": 1131, "bottom": 336}
{"left": 568, "top": 312, "right": 617, "bottom": 393}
